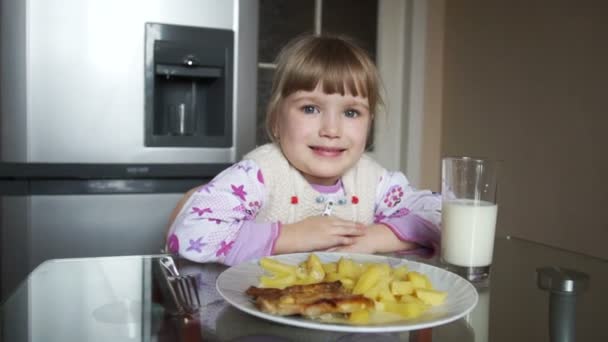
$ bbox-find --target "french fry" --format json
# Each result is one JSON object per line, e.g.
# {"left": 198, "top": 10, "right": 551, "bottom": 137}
{"left": 390, "top": 280, "right": 415, "bottom": 296}
{"left": 324, "top": 271, "right": 343, "bottom": 282}
{"left": 339, "top": 278, "right": 355, "bottom": 290}
{"left": 322, "top": 262, "right": 337, "bottom": 274}
{"left": 364, "top": 282, "right": 381, "bottom": 301}
{"left": 378, "top": 286, "right": 397, "bottom": 303}
{"left": 349, "top": 309, "right": 371, "bottom": 324}
{"left": 260, "top": 257, "right": 297, "bottom": 275}
{"left": 377, "top": 263, "right": 391, "bottom": 277}
{"left": 306, "top": 253, "right": 326, "bottom": 282}
{"left": 338, "top": 257, "right": 359, "bottom": 279}
{"left": 392, "top": 265, "right": 409, "bottom": 280}
{"left": 295, "top": 264, "right": 308, "bottom": 280}
{"left": 424, "top": 276, "right": 434, "bottom": 290}
{"left": 260, "top": 273, "right": 297, "bottom": 289}
{"left": 406, "top": 271, "right": 429, "bottom": 289}
{"left": 400, "top": 294, "right": 424, "bottom": 304}
{"left": 352, "top": 265, "right": 383, "bottom": 295}
{"left": 383, "top": 301, "right": 428, "bottom": 319}
{"left": 362, "top": 277, "right": 389, "bottom": 301}
{"left": 415, "top": 288, "right": 447, "bottom": 306}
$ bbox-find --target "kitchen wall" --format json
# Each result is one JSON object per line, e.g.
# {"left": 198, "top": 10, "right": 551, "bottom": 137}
{"left": 427, "top": 0, "right": 608, "bottom": 259}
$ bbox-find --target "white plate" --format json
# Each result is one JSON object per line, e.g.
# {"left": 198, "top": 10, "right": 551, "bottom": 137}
{"left": 216, "top": 252, "right": 478, "bottom": 333}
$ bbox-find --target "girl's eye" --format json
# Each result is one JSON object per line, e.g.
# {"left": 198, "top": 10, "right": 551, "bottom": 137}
{"left": 301, "top": 105, "right": 318, "bottom": 114}
{"left": 344, "top": 109, "right": 360, "bottom": 118}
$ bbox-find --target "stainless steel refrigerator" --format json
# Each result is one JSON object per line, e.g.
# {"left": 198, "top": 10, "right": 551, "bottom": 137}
{"left": 0, "top": 0, "right": 258, "bottom": 300}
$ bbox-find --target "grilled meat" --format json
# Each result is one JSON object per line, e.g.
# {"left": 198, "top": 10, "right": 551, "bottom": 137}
{"left": 246, "top": 281, "right": 373, "bottom": 317}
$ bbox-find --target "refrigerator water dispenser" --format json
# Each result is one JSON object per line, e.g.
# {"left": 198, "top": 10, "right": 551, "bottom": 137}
{"left": 145, "top": 23, "right": 234, "bottom": 147}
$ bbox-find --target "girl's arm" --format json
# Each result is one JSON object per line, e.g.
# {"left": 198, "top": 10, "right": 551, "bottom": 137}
{"left": 166, "top": 160, "right": 280, "bottom": 265}
{"left": 326, "top": 171, "right": 441, "bottom": 255}
{"left": 166, "top": 187, "right": 199, "bottom": 235}
{"left": 373, "top": 171, "right": 442, "bottom": 256}
{"left": 346, "top": 223, "right": 419, "bottom": 253}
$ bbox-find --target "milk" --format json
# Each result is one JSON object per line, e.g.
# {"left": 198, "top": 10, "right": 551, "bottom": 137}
{"left": 441, "top": 199, "right": 498, "bottom": 267}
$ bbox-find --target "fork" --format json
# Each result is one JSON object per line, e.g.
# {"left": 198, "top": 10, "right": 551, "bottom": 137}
{"left": 159, "top": 256, "right": 201, "bottom": 315}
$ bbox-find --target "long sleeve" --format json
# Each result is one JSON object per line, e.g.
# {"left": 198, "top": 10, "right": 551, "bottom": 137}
{"left": 166, "top": 160, "right": 280, "bottom": 265}
{"left": 374, "top": 171, "right": 442, "bottom": 257}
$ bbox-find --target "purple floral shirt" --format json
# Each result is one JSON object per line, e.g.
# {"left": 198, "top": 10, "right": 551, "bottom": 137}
{"left": 167, "top": 159, "right": 441, "bottom": 265}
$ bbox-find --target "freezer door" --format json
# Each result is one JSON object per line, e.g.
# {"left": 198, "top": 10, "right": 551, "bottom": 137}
{"left": 1, "top": 0, "right": 258, "bottom": 164}
{"left": 1, "top": 192, "right": 183, "bottom": 300}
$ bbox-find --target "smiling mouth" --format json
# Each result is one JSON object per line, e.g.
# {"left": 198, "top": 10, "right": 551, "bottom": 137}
{"left": 309, "top": 146, "right": 346, "bottom": 156}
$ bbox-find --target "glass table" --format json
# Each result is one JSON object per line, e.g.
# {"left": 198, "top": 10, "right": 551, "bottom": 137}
{"left": 1, "top": 236, "right": 607, "bottom": 341}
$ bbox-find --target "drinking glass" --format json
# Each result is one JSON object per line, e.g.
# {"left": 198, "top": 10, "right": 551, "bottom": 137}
{"left": 440, "top": 156, "right": 498, "bottom": 286}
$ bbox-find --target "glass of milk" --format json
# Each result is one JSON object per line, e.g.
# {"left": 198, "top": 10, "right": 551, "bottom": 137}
{"left": 440, "top": 157, "right": 498, "bottom": 286}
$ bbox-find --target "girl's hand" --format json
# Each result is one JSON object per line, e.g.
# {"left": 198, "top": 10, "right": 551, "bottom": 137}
{"left": 328, "top": 224, "right": 418, "bottom": 254}
{"left": 273, "top": 216, "right": 366, "bottom": 254}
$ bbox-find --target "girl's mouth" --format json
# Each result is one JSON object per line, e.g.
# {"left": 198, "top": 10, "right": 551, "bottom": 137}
{"left": 310, "top": 146, "right": 346, "bottom": 157}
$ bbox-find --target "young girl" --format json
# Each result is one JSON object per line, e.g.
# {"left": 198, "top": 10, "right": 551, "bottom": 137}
{"left": 166, "top": 34, "right": 441, "bottom": 265}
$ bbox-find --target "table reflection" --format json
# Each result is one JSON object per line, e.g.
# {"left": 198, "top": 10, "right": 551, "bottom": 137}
{"left": 1, "top": 237, "right": 607, "bottom": 342}
{"left": 465, "top": 289, "right": 489, "bottom": 341}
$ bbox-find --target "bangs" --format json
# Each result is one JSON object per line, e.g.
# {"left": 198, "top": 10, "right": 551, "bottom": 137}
{"left": 278, "top": 38, "right": 374, "bottom": 102}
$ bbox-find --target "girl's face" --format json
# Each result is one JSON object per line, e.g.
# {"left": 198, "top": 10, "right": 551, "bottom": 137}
{"left": 276, "top": 84, "right": 371, "bottom": 186}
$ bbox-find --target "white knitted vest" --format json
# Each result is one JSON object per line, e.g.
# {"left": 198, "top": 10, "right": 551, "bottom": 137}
{"left": 244, "top": 144, "right": 385, "bottom": 225}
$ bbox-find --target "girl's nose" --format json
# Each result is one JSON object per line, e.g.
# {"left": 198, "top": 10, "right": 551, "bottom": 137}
{"left": 319, "top": 112, "right": 341, "bottom": 138}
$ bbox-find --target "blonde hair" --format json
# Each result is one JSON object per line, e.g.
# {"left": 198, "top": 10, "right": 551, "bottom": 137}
{"left": 265, "top": 34, "right": 384, "bottom": 142}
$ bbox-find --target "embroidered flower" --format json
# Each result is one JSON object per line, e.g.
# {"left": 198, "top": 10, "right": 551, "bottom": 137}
{"left": 192, "top": 207, "right": 213, "bottom": 216}
{"left": 232, "top": 201, "right": 261, "bottom": 220}
{"left": 231, "top": 184, "right": 248, "bottom": 201}
{"left": 390, "top": 207, "right": 411, "bottom": 218}
{"left": 216, "top": 240, "right": 234, "bottom": 257}
{"left": 186, "top": 237, "right": 206, "bottom": 253}
{"left": 167, "top": 234, "right": 179, "bottom": 254}
{"left": 249, "top": 201, "right": 261, "bottom": 211}
{"left": 198, "top": 182, "right": 215, "bottom": 193}
{"left": 237, "top": 164, "right": 253, "bottom": 173}
{"left": 374, "top": 211, "right": 387, "bottom": 223}
{"left": 383, "top": 185, "right": 404, "bottom": 208}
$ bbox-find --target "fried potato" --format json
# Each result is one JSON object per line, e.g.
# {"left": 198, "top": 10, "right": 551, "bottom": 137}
{"left": 382, "top": 301, "right": 428, "bottom": 319}
{"left": 339, "top": 278, "right": 355, "bottom": 290}
{"left": 390, "top": 280, "right": 415, "bottom": 296}
{"left": 260, "top": 273, "right": 297, "bottom": 289}
{"left": 348, "top": 309, "right": 371, "bottom": 324}
{"left": 260, "top": 258, "right": 297, "bottom": 276}
{"left": 323, "top": 271, "right": 343, "bottom": 282}
{"left": 400, "top": 294, "right": 425, "bottom": 304}
{"left": 406, "top": 271, "right": 430, "bottom": 289}
{"left": 306, "top": 253, "right": 325, "bottom": 282}
{"left": 415, "top": 288, "right": 448, "bottom": 306}
{"left": 256, "top": 253, "right": 447, "bottom": 322}
{"left": 322, "top": 262, "right": 337, "bottom": 274}
{"left": 352, "top": 265, "right": 383, "bottom": 295}
{"left": 392, "top": 265, "right": 409, "bottom": 280}
{"left": 337, "top": 257, "right": 360, "bottom": 279}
